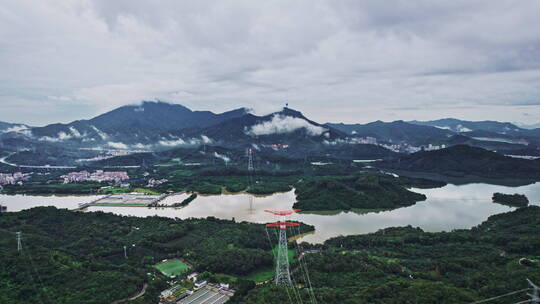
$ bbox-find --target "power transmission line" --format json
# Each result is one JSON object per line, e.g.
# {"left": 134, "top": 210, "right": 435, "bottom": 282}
{"left": 293, "top": 225, "right": 317, "bottom": 304}
{"left": 467, "top": 280, "right": 539, "bottom": 304}
{"left": 527, "top": 279, "right": 540, "bottom": 304}
{"left": 511, "top": 301, "right": 532, "bottom": 304}
{"left": 468, "top": 289, "right": 531, "bottom": 304}
{"left": 14, "top": 231, "right": 55, "bottom": 304}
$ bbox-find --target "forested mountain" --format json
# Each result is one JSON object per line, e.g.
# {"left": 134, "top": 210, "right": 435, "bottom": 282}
{"left": 409, "top": 118, "right": 524, "bottom": 134}
{"left": 0, "top": 103, "right": 351, "bottom": 156}
{"left": 180, "top": 107, "right": 347, "bottom": 150}
{"left": 327, "top": 120, "right": 454, "bottom": 144}
{"left": 410, "top": 118, "right": 540, "bottom": 145}
{"left": 27, "top": 101, "right": 249, "bottom": 146}
{"left": 377, "top": 144, "right": 540, "bottom": 178}
{"left": 0, "top": 121, "right": 30, "bottom": 133}
{"left": 1, "top": 101, "right": 540, "bottom": 168}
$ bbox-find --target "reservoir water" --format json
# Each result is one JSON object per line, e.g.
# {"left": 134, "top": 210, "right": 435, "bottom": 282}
{"left": 1, "top": 182, "right": 539, "bottom": 243}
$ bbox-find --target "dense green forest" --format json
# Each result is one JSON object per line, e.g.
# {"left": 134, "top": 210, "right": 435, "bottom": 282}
{"left": 1, "top": 193, "right": 539, "bottom": 304}
{"left": 492, "top": 192, "right": 529, "bottom": 208}
{"left": 239, "top": 206, "right": 540, "bottom": 303}
{"left": 171, "top": 193, "right": 197, "bottom": 207}
{"left": 377, "top": 145, "right": 540, "bottom": 179}
{"left": 0, "top": 207, "right": 313, "bottom": 304}
{"left": 293, "top": 175, "right": 445, "bottom": 211}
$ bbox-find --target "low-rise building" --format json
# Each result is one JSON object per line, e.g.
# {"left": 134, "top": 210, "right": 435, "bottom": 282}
{"left": 147, "top": 178, "right": 168, "bottom": 187}
{"left": 187, "top": 272, "right": 198, "bottom": 281}
{"left": 62, "top": 170, "right": 129, "bottom": 184}
{"left": 0, "top": 172, "right": 31, "bottom": 185}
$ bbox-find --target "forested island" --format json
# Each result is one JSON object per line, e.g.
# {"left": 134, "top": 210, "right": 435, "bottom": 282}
{"left": 293, "top": 175, "right": 445, "bottom": 211}
{"left": 492, "top": 192, "right": 529, "bottom": 208}
{"left": 377, "top": 145, "right": 540, "bottom": 180}
{"left": 171, "top": 193, "right": 197, "bottom": 207}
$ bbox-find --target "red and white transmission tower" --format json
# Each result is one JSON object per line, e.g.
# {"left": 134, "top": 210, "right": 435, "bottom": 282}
{"left": 265, "top": 209, "right": 301, "bottom": 286}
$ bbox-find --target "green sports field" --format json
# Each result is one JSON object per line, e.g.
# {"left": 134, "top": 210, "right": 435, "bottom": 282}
{"left": 155, "top": 259, "right": 191, "bottom": 277}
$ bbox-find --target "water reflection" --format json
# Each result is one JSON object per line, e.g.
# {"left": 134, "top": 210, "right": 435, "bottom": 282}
{"left": 295, "top": 183, "right": 540, "bottom": 243}
{"left": 0, "top": 194, "right": 103, "bottom": 211}
{"left": 1, "top": 182, "right": 539, "bottom": 243}
{"left": 88, "top": 192, "right": 293, "bottom": 224}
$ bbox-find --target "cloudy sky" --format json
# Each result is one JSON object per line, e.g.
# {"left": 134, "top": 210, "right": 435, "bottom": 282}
{"left": 2, "top": 0, "right": 540, "bottom": 126}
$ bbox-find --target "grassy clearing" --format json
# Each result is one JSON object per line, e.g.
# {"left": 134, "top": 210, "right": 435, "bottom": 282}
{"left": 92, "top": 203, "right": 149, "bottom": 207}
{"left": 132, "top": 188, "right": 161, "bottom": 195}
{"left": 239, "top": 247, "right": 296, "bottom": 282}
{"left": 155, "top": 259, "right": 191, "bottom": 277}
{"left": 241, "top": 268, "right": 275, "bottom": 282}
{"left": 99, "top": 187, "right": 161, "bottom": 195}
{"left": 99, "top": 187, "right": 129, "bottom": 194}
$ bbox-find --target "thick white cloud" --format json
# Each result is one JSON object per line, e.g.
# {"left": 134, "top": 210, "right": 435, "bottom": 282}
{"left": 4, "top": 125, "right": 29, "bottom": 133}
{"left": 214, "top": 152, "right": 230, "bottom": 163}
{"left": 158, "top": 138, "right": 187, "bottom": 147}
{"left": 246, "top": 115, "right": 327, "bottom": 136}
{"left": 107, "top": 141, "right": 128, "bottom": 149}
{"left": 158, "top": 135, "right": 212, "bottom": 147}
{"left": 1, "top": 1, "right": 540, "bottom": 125}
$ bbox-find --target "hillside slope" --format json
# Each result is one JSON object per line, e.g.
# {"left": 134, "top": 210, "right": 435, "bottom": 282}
{"left": 377, "top": 145, "right": 540, "bottom": 178}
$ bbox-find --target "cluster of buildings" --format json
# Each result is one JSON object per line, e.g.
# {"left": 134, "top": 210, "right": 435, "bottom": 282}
{"left": 77, "top": 148, "right": 149, "bottom": 163}
{"left": 147, "top": 178, "right": 168, "bottom": 187}
{"left": 351, "top": 136, "right": 378, "bottom": 145}
{"left": 0, "top": 172, "right": 31, "bottom": 185}
{"left": 62, "top": 170, "right": 129, "bottom": 184}
{"left": 260, "top": 143, "right": 290, "bottom": 151}
{"left": 379, "top": 142, "right": 446, "bottom": 153}
{"left": 349, "top": 136, "right": 446, "bottom": 153}
{"left": 159, "top": 272, "right": 234, "bottom": 304}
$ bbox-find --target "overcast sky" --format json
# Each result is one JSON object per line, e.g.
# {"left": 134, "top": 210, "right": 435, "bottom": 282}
{"left": 2, "top": 0, "right": 540, "bottom": 126}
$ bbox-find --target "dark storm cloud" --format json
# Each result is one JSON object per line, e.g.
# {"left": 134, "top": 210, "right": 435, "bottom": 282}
{"left": 1, "top": 0, "right": 540, "bottom": 125}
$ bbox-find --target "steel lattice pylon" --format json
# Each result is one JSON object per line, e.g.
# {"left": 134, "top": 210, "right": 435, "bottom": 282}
{"left": 265, "top": 209, "right": 301, "bottom": 286}
{"left": 275, "top": 228, "right": 292, "bottom": 285}
{"left": 247, "top": 148, "right": 254, "bottom": 172}
{"left": 16, "top": 231, "right": 22, "bottom": 252}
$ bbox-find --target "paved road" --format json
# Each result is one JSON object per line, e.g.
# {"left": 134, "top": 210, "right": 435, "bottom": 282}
{"left": 0, "top": 153, "right": 16, "bottom": 166}
{"left": 111, "top": 283, "right": 148, "bottom": 304}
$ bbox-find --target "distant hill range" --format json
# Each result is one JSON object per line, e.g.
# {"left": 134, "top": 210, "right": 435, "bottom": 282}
{"left": 26, "top": 101, "right": 249, "bottom": 146}
{"left": 0, "top": 121, "right": 31, "bottom": 134}
{"left": 409, "top": 118, "right": 540, "bottom": 146}
{"left": 376, "top": 145, "right": 540, "bottom": 179}
{"left": 409, "top": 118, "right": 523, "bottom": 134}
{"left": 327, "top": 120, "right": 454, "bottom": 145}
{"left": 1, "top": 101, "right": 540, "bottom": 167}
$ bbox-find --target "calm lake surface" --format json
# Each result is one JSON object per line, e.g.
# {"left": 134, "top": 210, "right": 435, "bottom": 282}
{"left": 1, "top": 182, "right": 539, "bottom": 243}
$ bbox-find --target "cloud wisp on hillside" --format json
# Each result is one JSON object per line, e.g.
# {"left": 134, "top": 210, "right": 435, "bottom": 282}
{"left": 246, "top": 115, "right": 327, "bottom": 136}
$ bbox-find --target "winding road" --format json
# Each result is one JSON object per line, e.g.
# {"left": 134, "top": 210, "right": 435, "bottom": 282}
{"left": 111, "top": 283, "right": 148, "bottom": 304}
{"left": 0, "top": 152, "right": 76, "bottom": 169}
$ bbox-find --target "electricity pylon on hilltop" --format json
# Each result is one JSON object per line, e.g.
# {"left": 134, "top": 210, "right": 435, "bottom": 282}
{"left": 265, "top": 209, "right": 301, "bottom": 286}
{"left": 16, "top": 231, "right": 22, "bottom": 252}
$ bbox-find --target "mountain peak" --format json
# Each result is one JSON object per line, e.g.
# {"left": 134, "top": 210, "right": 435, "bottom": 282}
{"left": 274, "top": 107, "right": 305, "bottom": 119}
